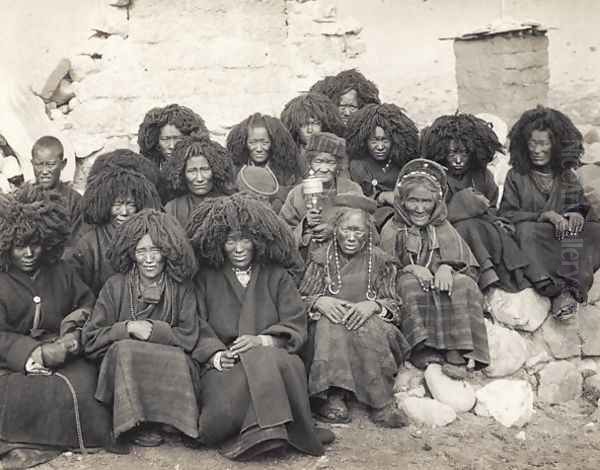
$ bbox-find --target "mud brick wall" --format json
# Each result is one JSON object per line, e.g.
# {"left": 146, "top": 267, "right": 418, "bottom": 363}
{"left": 454, "top": 32, "right": 550, "bottom": 126}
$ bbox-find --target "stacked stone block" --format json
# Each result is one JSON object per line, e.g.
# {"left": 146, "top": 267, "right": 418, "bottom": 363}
{"left": 454, "top": 29, "right": 550, "bottom": 126}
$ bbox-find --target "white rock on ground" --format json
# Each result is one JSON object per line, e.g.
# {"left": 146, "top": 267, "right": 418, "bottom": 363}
{"left": 484, "top": 320, "right": 529, "bottom": 377}
{"left": 399, "top": 397, "right": 457, "bottom": 427}
{"left": 485, "top": 287, "right": 549, "bottom": 332}
{"left": 580, "top": 304, "right": 600, "bottom": 357}
{"left": 474, "top": 379, "right": 534, "bottom": 427}
{"left": 537, "top": 360, "right": 583, "bottom": 404}
{"left": 393, "top": 367, "right": 424, "bottom": 394}
{"left": 540, "top": 316, "right": 581, "bottom": 359}
{"left": 424, "top": 364, "right": 476, "bottom": 413}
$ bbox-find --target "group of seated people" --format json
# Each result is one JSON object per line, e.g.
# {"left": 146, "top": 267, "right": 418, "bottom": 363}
{"left": 1, "top": 68, "right": 599, "bottom": 468}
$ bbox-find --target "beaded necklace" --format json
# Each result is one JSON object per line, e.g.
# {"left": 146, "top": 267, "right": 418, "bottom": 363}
{"left": 406, "top": 227, "right": 437, "bottom": 269}
{"left": 325, "top": 228, "right": 377, "bottom": 301}
{"left": 127, "top": 268, "right": 166, "bottom": 320}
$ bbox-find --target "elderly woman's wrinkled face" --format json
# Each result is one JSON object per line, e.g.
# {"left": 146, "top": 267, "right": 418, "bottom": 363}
{"left": 185, "top": 155, "right": 214, "bottom": 196}
{"left": 446, "top": 139, "right": 470, "bottom": 177}
{"left": 336, "top": 210, "right": 368, "bottom": 256}
{"left": 247, "top": 126, "right": 271, "bottom": 165}
{"left": 158, "top": 124, "right": 183, "bottom": 159}
{"left": 111, "top": 195, "right": 137, "bottom": 226}
{"left": 403, "top": 186, "right": 437, "bottom": 227}
{"left": 299, "top": 117, "right": 322, "bottom": 146}
{"left": 224, "top": 233, "right": 254, "bottom": 270}
{"left": 368, "top": 126, "right": 391, "bottom": 162}
{"left": 135, "top": 234, "right": 165, "bottom": 282}
{"left": 528, "top": 129, "right": 552, "bottom": 168}
{"left": 11, "top": 244, "right": 43, "bottom": 274}
{"left": 338, "top": 89, "right": 359, "bottom": 125}
{"left": 310, "top": 152, "right": 337, "bottom": 184}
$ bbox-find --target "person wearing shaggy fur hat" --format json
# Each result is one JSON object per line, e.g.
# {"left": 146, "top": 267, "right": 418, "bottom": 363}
{"left": 163, "top": 136, "right": 235, "bottom": 228}
{"left": 381, "top": 159, "right": 489, "bottom": 374}
{"left": 347, "top": 104, "right": 419, "bottom": 198}
{"left": 137, "top": 103, "right": 209, "bottom": 169}
{"left": 83, "top": 209, "right": 201, "bottom": 451}
{"left": 500, "top": 106, "right": 600, "bottom": 321}
{"left": 420, "top": 113, "right": 553, "bottom": 294}
{"left": 227, "top": 112, "right": 300, "bottom": 184}
{"left": 346, "top": 103, "right": 419, "bottom": 229}
{"left": 0, "top": 186, "right": 114, "bottom": 467}
{"left": 280, "top": 92, "right": 345, "bottom": 175}
{"left": 235, "top": 164, "right": 282, "bottom": 212}
{"left": 299, "top": 193, "right": 411, "bottom": 428}
{"left": 65, "top": 149, "right": 162, "bottom": 296}
{"left": 309, "top": 69, "right": 381, "bottom": 126}
{"left": 280, "top": 132, "right": 363, "bottom": 258}
{"left": 187, "top": 193, "right": 333, "bottom": 460}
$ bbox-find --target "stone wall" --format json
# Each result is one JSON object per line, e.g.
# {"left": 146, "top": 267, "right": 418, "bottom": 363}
{"left": 454, "top": 31, "right": 550, "bottom": 126}
{"left": 395, "top": 283, "right": 600, "bottom": 428}
{"left": 2, "top": 0, "right": 600, "bottom": 186}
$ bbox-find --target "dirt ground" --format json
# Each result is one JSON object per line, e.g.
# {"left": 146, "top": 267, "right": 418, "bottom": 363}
{"left": 34, "top": 399, "right": 600, "bottom": 470}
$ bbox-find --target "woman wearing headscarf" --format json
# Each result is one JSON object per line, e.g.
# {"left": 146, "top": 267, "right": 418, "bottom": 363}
{"left": 0, "top": 186, "right": 113, "bottom": 468}
{"left": 346, "top": 103, "right": 419, "bottom": 228}
{"left": 420, "top": 113, "right": 553, "bottom": 294}
{"left": 279, "top": 132, "right": 362, "bottom": 258}
{"left": 500, "top": 106, "right": 600, "bottom": 320}
{"left": 188, "top": 194, "right": 332, "bottom": 460}
{"left": 82, "top": 210, "right": 201, "bottom": 449}
{"left": 299, "top": 193, "right": 411, "bottom": 426}
{"left": 280, "top": 92, "right": 345, "bottom": 175}
{"left": 381, "top": 159, "right": 489, "bottom": 372}
{"left": 163, "top": 137, "right": 235, "bottom": 227}
{"left": 65, "top": 150, "right": 162, "bottom": 296}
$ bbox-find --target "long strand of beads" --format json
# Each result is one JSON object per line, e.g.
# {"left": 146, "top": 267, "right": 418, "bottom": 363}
{"left": 408, "top": 230, "right": 435, "bottom": 269}
{"left": 326, "top": 240, "right": 342, "bottom": 295}
{"left": 366, "top": 228, "right": 376, "bottom": 300}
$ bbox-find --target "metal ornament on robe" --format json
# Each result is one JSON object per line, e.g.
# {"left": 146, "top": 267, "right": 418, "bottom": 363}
{"left": 32, "top": 296, "right": 42, "bottom": 332}
{"left": 371, "top": 178, "right": 378, "bottom": 196}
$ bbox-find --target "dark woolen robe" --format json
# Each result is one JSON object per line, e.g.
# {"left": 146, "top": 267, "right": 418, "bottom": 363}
{"left": 279, "top": 178, "right": 363, "bottom": 259}
{"left": 82, "top": 273, "right": 200, "bottom": 438}
{"left": 0, "top": 262, "right": 112, "bottom": 451}
{"left": 299, "top": 246, "right": 411, "bottom": 409}
{"left": 381, "top": 201, "right": 490, "bottom": 367}
{"left": 349, "top": 158, "right": 401, "bottom": 230}
{"left": 446, "top": 169, "right": 545, "bottom": 292}
{"left": 349, "top": 158, "right": 400, "bottom": 197}
{"left": 499, "top": 169, "right": 600, "bottom": 302}
{"left": 192, "top": 264, "right": 323, "bottom": 460}
{"left": 65, "top": 225, "right": 115, "bottom": 297}
{"left": 165, "top": 191, "right": 224, "bottom": 229}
